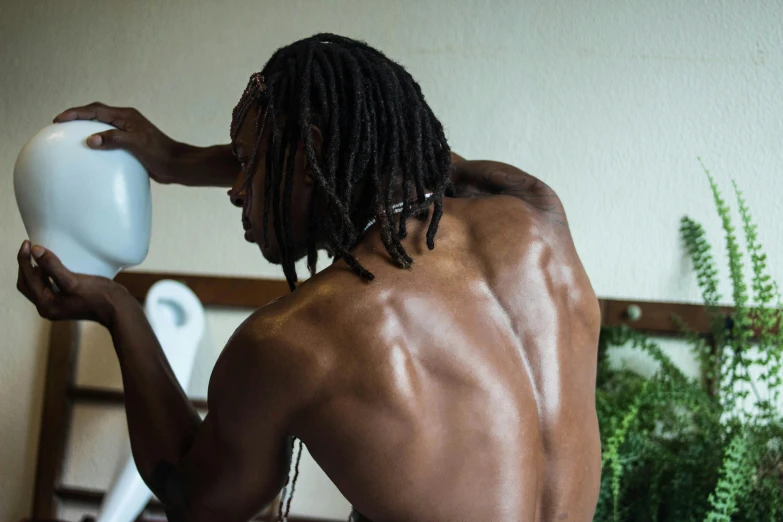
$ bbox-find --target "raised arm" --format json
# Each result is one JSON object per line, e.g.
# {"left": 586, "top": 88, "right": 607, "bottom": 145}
{"left": 54, "top": 102, "right": 239, "bottom": 187}
{"left": 450, "top": 154, "right": 567, "bottom": 225}
{"left": 16, "top": 243, "right": 293, "bottom": 521}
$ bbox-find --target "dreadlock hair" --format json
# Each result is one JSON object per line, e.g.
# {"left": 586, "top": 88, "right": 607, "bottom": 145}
{"left": 229, "top": 33, "right": 453, "bottom": 291}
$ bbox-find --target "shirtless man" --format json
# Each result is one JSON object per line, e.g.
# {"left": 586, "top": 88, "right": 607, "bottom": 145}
{"left": 16, "top": 34, "right": 601, "bottom": 521}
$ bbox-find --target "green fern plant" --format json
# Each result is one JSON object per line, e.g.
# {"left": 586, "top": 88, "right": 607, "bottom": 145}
{"left": 705, "top": 432, "right": 754, "bottom": 522}
{"left": 595, "top": 163, "right": 783, "bottom": 521}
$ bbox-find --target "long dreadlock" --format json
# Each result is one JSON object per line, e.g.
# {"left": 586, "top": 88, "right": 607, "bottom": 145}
{"left": 229, "top": 33, "right": 453, "bottom": 292}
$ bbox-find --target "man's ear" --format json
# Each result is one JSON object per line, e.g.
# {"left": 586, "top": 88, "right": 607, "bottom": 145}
{"left": 309, "top": 124, "right": 323, "bottom": 157}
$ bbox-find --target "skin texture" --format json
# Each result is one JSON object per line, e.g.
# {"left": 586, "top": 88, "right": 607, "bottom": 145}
{"left": 18, "top": 104, "right": 602, "bottom": 521}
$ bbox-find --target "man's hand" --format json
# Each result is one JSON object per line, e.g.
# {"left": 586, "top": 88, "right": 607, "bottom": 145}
{"left": 53, "top": 102, "right": 240, "bottom": 188}
{"left": 54, "top": 102, "right": 184, "bottom": 184}
{"left": 16, "top": 240, "right": 124, "bottom": 326}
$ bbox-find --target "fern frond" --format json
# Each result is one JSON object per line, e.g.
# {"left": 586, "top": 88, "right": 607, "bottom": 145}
{"left": 705, "top": 432, "right": 753, "bottom": 522}
{"left": 733, "top": 179, "right": 783, "bottom": 408}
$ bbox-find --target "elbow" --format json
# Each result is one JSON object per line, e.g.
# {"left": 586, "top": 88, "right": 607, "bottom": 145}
{"left": 145, "top": 460, "right": 188, "bottom": 512}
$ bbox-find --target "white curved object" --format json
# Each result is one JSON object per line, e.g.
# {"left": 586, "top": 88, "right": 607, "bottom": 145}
{"left": 144, "top": 280, "right": 206, "bottom": 384}
{"left": 14, "top": 121, "right": 151, "bottom": 279}
{"left": 98, "top": 280, "right": 206, "bottom": 522}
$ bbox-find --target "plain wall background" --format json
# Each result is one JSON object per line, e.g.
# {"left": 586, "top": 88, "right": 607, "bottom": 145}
{"left": 2, "top": 1, "right": 782, "bottom": 520}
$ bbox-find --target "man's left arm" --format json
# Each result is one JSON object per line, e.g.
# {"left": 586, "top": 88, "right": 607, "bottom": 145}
{"left": 16, "top": 243, "right": 292, "bottom": 521}
{"left": 123, "top": 310, "right": 294, "bottom": 522}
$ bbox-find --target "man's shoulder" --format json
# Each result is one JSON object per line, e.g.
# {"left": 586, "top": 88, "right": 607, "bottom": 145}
{"left": 257, "top": 267, "right": 370, "bottom": 333}
{"left": 227, "top": 268, "right": 373, "bottom": 370}
{"left": 452, "top": 160, "right": 568, "bottom": 227}
{"left": 211, "top": 282, "right": 351, "bottom": 413}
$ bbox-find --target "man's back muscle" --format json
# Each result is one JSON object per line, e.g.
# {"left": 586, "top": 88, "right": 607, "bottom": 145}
{"left": 266, "top": 191, "right": 601, "bottom": 521}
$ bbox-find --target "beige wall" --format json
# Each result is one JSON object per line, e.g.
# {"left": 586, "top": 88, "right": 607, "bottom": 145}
{"left": 2, "top": 1, "right": 782, "bottom": 520}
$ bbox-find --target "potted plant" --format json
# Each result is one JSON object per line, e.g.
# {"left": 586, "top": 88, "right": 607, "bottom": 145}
{"left": 595, "top": 163, "right": 783, "bottom": 521}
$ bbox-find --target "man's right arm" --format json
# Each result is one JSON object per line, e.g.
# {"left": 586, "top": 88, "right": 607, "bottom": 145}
{"left": 173, "top": 143, "right": 238, "bottom": 187}
{"left": 54, "top": 102, "right": 238, "bottom": 188}
{"left": 450, "top": 154, "right": 567, "bottom": 225}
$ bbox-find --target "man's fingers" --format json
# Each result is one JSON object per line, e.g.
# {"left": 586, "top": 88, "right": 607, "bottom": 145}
{"left": 16, "top": 242, "right": 94, "bottom": 321}
{"left": 18, "top": 268, "right": 67, "bottom": 321}
{"left": 53, "top": 106, "right": 91, "bottom": 122}
{"left": 17, "top": 241, "right": 47, "bottom": 303}
{"left": 53, "top": 102, "right": 106, "bottom": 123}
{"left": 16, "top": 264, "right": 34, "bottom": 302}
{"left": 55, "top": 103, "right": 143, "bottom": 153}
{"left": 17, "top": 240, "right": 31, "bottom": 264}
{"left": 53, "top": 103, "right": 136, "bottom": 130}
{"left": 87, "top": 129, "right": 141, "bottom": 152}
{"left": 31, "top": 246, "right": 77, "bottom": 293}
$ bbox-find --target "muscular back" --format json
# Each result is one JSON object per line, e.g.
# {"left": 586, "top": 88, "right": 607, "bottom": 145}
{"left": 262, "top": 166, "right": 601, "bottom": 521}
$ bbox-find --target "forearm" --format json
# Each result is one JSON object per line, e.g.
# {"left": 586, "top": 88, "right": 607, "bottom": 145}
{"left": 173, "top": 143, "right": 239, "bottom": 187}
{"left": 106, "top": 287, "right": 202, "bottom": 482}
